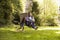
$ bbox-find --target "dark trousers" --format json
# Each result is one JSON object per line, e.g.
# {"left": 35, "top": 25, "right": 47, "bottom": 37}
{"left": 25, "top": 21, "right": 36, "bottom": 28}
{"left": 20, "top": 21, "right": 35, "bottom": 27}
{"left": 20, "top": 20, "right": 36, "bottom": 30}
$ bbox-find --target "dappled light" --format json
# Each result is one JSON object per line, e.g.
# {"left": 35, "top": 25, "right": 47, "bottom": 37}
{"left": 56, "top": 31, "right": 60, "bottom": 34}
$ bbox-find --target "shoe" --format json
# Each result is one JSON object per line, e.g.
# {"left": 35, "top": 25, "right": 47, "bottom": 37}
{"left": 35, "top": 27, "right": 38, "bottom": 30}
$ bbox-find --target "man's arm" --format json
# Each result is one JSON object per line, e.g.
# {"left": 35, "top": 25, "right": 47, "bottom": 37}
{"left": 32, "top": 17, "right": 35, "bottom": 22}
{"left": 29, "top": 17, "right": 35, "bottom": 22}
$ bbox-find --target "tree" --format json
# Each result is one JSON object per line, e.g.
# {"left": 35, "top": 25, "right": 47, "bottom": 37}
{"left": 32, "top": 0, "right": 58, "bottom": 26}
{"left": 44, "top": 0, "right": 58, "bottom": 26}
{"left": 0, "top": 0, "right": 12, "bottom": 25}
{"left": 0, "top": 0, "right": 23, "bottom": 25}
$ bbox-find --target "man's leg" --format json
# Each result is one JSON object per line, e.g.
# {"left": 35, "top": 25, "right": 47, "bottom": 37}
{"left": 17, "top": 22, "right": 24, "bottom": 31}
{"left": 31, "top": 22, "right": 38, "bottom": 30}
{"left": 25, "top": 21, "right": 30, "bottom": 26}
{"left": 20, "top": 22, "right": 24, "bottom": 31}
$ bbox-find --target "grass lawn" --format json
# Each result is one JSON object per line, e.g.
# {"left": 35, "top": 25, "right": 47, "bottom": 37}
{"left": 0, "top": 26, "right": 60, "bottom": 40}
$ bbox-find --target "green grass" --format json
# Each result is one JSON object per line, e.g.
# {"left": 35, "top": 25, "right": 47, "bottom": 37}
{"left": 0, "top": 27, "right": 60, "bottom": 40}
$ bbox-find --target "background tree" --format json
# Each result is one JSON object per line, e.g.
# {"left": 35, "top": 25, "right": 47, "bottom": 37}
{"left": 0, "top": 0, "right": 12, "bottom": 25}
{"left": 11, "top": 0, "right": 23, "bottom": 24}
{"left": 44, "top": 0, "right": 58, "bottom": 26}
{"left": 32, "top": 0, "right": 58, "bottom": 26}
{"left": 32, "top": 0, "right": 44, "bottom": 26}
{"left": 0, "top": 0, "right": 23, "bottom": 26}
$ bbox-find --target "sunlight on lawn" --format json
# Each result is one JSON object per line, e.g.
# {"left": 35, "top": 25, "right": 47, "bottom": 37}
{"left": 38, "top": 27, "right": 60, "bottom": 30}
{"left": 24, "top": 35, "right": 31, "bottom": 38}
{"left": 0, "top": 27, "right": 16, "bottom": 31}
{"left": 56, "top": 31, "right": 60, "bottom": 34}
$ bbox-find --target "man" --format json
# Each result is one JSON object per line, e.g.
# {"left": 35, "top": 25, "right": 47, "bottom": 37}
{"left": 25, "top": 12, "right": 38, "bottom": 30}
{"left": 19, "top": 12, "right": 38, "bottom": 31}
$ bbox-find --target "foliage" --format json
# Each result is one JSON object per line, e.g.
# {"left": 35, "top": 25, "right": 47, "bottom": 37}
{"left": 11, "top": 0, "right": 23, "bottom": 24}
{"left": 32, "top": 1, "right": 40, "bottom": 26}
{"left": 32, "top": 0, "right": 58, "bottom": 26}
{"left": 44, "top": 0, "right": 58, "bottom": 26}
{"left": 0, "top": 0, "right": 23, "bottom": 26}
{"left": 0, "top": 0, "right": 59, "bottom": 26}
{"left": 32, "top": 1, "right": 39, "bottom": 14}
{"left": 0, "top": 0, "right": 12, "bottom": 25}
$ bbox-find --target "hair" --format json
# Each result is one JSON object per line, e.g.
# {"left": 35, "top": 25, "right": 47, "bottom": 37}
{"left": 28, "top": 12, "right": 32, "bottom": 17}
